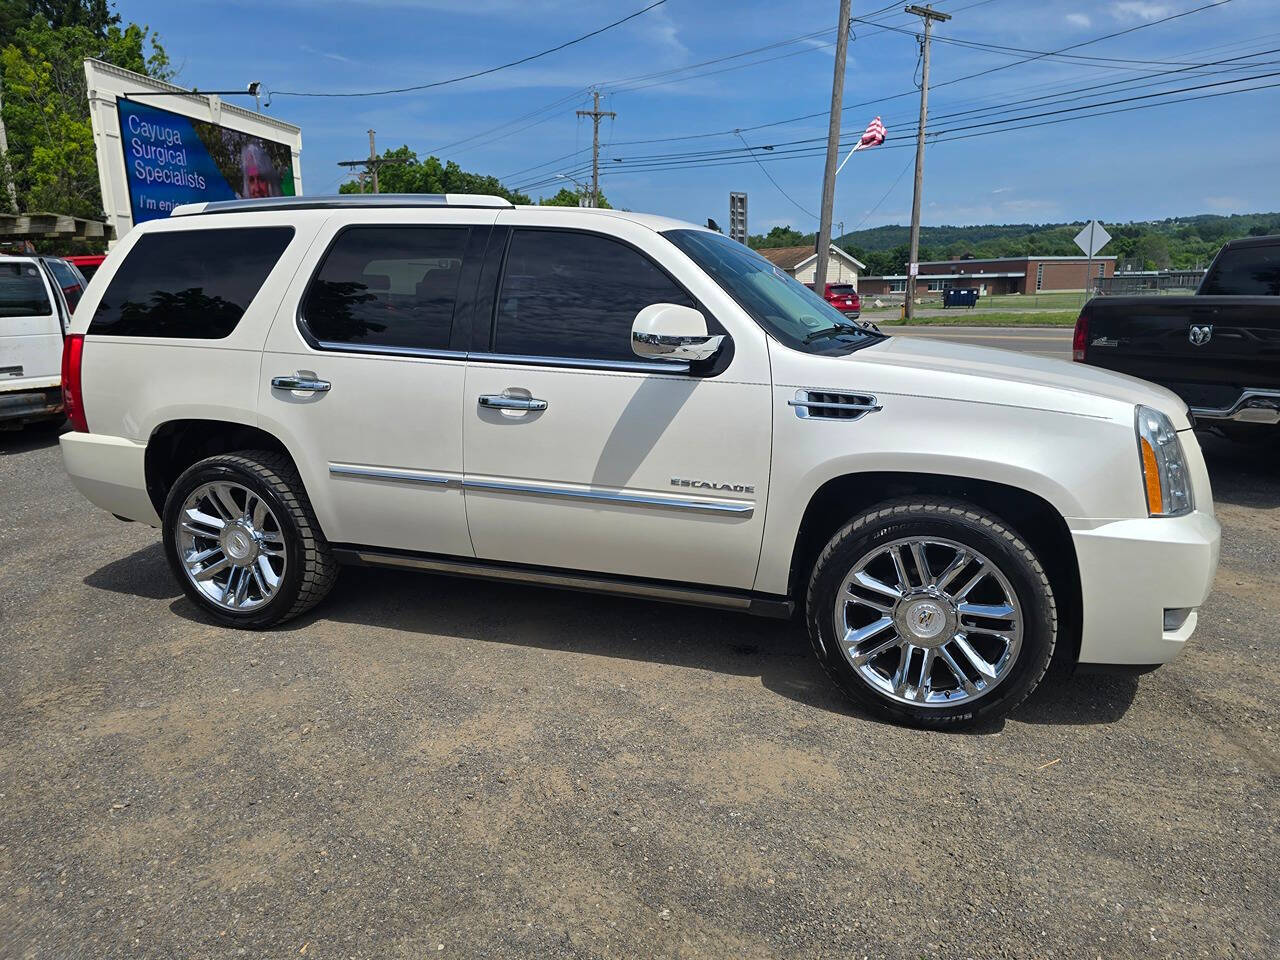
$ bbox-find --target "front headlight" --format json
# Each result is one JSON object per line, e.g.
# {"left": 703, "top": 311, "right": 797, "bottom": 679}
{"left": 1135, "top": 405, "right": 1193, "bottom": 516}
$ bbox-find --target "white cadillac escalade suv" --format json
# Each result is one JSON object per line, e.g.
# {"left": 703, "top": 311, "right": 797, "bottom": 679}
{"left": 60, "top": 195, "right": 1220, "bottom": 728}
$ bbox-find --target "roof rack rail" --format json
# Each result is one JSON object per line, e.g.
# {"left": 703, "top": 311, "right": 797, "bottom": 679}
{"left": 170, "top": 194, "right": 514, "bottom": 217}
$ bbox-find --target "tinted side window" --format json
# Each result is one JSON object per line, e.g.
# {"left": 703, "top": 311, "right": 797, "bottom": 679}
{"left": 302, "top": 226, "right": 469, "bottom": 351}
{"left": 89, "top": 227, "right": 293, "bottom": 338}
{"left": 46, "top": 260, "right": 84, "bottom": 310}
{"left": 0, "top": 262, "right": 52, "bottom": 317}
{"left": 494, "top": 229, "right": 699, "bottom": 362}
{"left": 1201, "top": 243, "right": 1280, "bottom": 296}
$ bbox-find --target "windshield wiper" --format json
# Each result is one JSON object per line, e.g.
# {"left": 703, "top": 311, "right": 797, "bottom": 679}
{"left": 803, "top": 324, "right": 858, "bottom": 343}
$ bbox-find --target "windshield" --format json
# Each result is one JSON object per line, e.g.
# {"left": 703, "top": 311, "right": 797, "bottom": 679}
{"left": 0, "top": 262, "right": 52, "bottom": 317}
{"left": 828, "top": 284, "right": 855, "bottom": 294}
{"left": 663, "top": 229, "right": 882, "bottom": 353}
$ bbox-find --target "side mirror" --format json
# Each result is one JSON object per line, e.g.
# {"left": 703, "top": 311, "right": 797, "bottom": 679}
{"left": 631, "top": 303, "right": 725, "bottom": 363}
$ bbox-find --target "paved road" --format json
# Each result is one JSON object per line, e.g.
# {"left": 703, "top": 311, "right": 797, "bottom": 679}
{"left": 1, "top": 427, "right": 1276, "bottom": 958}
{"left": 880, "top": 324, "right": 1073, "bottom": 359}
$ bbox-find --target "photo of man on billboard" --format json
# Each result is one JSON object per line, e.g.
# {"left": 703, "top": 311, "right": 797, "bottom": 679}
{"left": 241, "top": 142, "right": 282, "bottom": 199}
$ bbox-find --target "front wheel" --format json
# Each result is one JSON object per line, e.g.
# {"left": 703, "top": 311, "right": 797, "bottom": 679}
{"left": 806, "top": 498, "right": 1057, "bottom": 728}
{"left": 162, "top": 450, "right": 338, "bottom": 629}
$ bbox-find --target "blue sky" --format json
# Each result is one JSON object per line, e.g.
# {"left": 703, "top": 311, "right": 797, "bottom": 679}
{"left": 127, "top": 0, "right": 1278, "bottom": 233}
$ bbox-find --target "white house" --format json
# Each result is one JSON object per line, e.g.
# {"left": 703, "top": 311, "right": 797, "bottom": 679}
{"left": 756, "top": 244, "right": 866, "bottom": 290}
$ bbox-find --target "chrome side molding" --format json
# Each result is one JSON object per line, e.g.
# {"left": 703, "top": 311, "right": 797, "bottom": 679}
{"left": 329, "top": 463, "right": 457, "bottom": 486}
{"left": 463, "top": 478, "right": 753, "bottom": 515}
{"left": 328, "top": 465, "right": 753, "bottom": 515}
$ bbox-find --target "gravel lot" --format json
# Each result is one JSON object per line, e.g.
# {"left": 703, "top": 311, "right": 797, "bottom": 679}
{"left": 1, "top": 426, "right": 1276, "bottom": 959}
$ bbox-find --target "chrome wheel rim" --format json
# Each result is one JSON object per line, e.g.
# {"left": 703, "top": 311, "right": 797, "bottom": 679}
{"left": 833, "top": 536, "right": 1023, "bottom": 708}
{"left": 176, "top": 481, "right": 287, "bottom": 612}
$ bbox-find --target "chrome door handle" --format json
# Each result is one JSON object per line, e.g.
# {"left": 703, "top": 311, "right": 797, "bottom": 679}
{"left": 272, "top": 375, "right": 331, "bottom": 393}
{"left": 478, "top": 394, "right": 548, "bottom": 412}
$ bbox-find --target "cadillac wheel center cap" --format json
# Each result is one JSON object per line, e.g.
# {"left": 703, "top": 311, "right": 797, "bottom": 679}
{"left": 897, "top": 597, "right": 951, "bottom": 644}
{"left": 222, "top": 524, "right": 258, "bottom": 565}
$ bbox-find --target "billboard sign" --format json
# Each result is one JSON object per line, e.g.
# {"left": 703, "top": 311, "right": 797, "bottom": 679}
{"left": 116, "top": 99, "right": 296, "bottom": 224}
{"left": 86, "top": 58, "right": 303, "bottom": 240}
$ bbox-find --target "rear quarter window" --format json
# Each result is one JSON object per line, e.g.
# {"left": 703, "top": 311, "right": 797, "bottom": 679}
{"left": 89, "top": 226, "right": 294, "bottom": 338}
{"left": 0, "top": 262, "right": 52, "bottom": 317}
{"left": 1200, "top": 243, "right": 1280, "bottom": 296}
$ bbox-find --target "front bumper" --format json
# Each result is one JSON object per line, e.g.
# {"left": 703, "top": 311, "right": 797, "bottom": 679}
{"left": 60, "top": 432, "right": 160, "bottom": 526}
{"left": 1070, "top": 510, "right": 1219, "bottom": 666}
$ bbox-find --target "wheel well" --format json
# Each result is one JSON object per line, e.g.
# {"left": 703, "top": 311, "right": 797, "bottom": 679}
{"left": 789, "top": 472, "right": 1082, "bottom": 665}
{"left": 144, "top": 420, "right": 294, "bottom": 518}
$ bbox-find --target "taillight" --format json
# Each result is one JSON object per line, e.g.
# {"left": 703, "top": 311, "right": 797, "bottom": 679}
{"left": 1072, "top": 314, "right": 1088, "bottom": 362}
{"left": 61, "top": 333, "right": 88, "bottom": 432}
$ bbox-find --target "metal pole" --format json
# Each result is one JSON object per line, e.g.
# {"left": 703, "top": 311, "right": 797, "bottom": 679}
{"left": 904, "top": 4, "right": 951, "bottom": 321}
{"left": 1085, "top": 220, "right": 1095, "bottom": 303}
{"left": 813, "top": 0, "right": 852, "bottom": 300}
{"left": 368, "top": 129, "right": 379, "bottom": 194}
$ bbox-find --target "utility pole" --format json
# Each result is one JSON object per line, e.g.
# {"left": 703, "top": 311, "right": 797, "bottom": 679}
{"left": 904, "top": 4, "right": 950, "bottom": 320}
{"left": 812, "top": 0, "right": 852, "bottom": 300}
{"left": 336, "top": 129, "right": 408, "bottom": 195}
{"left": 576, "top": 91, "right": 615, "bottom": 208}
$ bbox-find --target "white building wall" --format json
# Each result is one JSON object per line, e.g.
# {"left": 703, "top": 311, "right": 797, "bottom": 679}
{"left": 794, "top": 255, "right": 859, "bottom": 289}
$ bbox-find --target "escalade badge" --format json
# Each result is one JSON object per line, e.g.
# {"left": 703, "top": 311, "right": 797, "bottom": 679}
{"left": 1189, "top": 324, "right": 1213, "bottom": 346}
{"left": 671, "top": 477, "right": 755, "bottom": 494}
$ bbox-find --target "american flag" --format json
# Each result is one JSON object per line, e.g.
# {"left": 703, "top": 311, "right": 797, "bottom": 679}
{"left": 859, "top": 116, "right": 887, "bottom": 148}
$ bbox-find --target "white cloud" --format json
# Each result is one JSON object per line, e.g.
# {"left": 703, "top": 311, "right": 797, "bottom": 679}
{"left": 300, "top": 44, "right": 354, "bottom": 64}
{"left": 1065, "top": 13, "right": 1091, "bottom": 28}
{"left": 1112, "top": 2, "right": 1172, "bottom": 22}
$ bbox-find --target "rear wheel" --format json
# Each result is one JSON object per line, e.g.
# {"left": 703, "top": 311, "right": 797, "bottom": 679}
{"left": 806, "top": 498, "right": 1057, "bottom": 728}
{"left": 162, "top": 450, "right": 337, "bottom": 628}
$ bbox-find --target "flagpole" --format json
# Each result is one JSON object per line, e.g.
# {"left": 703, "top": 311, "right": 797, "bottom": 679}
{"left": 835, "top": 142, "right": 863, "bottom": 176}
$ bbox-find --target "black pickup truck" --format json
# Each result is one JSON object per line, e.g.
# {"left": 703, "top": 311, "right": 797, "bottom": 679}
{"left": 1074, "top": 235, "right": 1279, "bottom": 437}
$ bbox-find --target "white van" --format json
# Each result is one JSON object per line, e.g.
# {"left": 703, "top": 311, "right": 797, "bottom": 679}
{"left": 58, "top": 195, "right": 1219, "bottom": 727}
{"left": 0, "top": 257, "right": 72, "bottom": 428}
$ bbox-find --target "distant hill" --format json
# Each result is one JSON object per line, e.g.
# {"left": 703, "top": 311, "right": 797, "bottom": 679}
{"left": 748, "top": 212, "right": 1280, "bottom": 276}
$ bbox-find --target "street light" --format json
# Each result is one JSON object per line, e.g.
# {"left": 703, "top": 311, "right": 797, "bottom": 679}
{"left": 556, "top": 173, "right": 593, "bottom": 207}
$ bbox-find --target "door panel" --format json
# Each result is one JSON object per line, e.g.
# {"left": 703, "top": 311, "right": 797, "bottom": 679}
{"left": 259, "top": 210, "right": 496, "bottom": 556}
{"left": 462, "top": 361, "right": 771, "bottom": 588}
{"left": 0, "top": 261, "right": 61, "bottom": 386}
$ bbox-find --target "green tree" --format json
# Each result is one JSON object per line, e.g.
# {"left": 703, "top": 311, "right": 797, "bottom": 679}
{"left": 748, "top": 224, "right": 812, "bottom": 249}
{"left": 1134, "top": 234, "right": 1172, "bottom": 271}
{"left": 538, "top": 185, "right": 610, "bottom": 208}
{"left": 1, "top": 3, "right": 169, "bottom": 220}
{"left": 338, "top": 145, "right": 530, "bottom": 204}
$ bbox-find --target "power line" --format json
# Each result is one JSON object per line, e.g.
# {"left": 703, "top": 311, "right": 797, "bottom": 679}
{"left": 846, "top": 156, "right": 915, "bottom": 234}
{"left": 548, "top": 45, "right": 1277, "bottom": 172}
{"left": 561, "top": 0, "right": 1235, "bottom": 152}
{"left": 541, "top": 68, "right": 1279, "bottom": 181}
{"left": 735, "top": 131, "right": 818, "bottom": 220}
{"left": 273, "top": 0, "right": 669, "bottom": 98}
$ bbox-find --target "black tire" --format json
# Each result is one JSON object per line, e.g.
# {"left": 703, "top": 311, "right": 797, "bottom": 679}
{"left": 161, "top": 450, "right": 338, "bottom": 629}
{"left": 805, "top": 497, "right": 1057, "bottom": 729}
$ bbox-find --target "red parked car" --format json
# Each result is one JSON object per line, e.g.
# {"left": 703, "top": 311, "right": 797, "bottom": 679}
{"left": 823, "top": 282, "right": 861, "bottom": 317}
{"left": 63, "top": 254, "right": 106, "bottom": 282}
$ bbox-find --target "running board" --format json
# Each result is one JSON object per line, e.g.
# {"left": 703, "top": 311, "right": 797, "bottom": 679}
{"left": 332, "top": 546, "right": 793, "bottom": 619}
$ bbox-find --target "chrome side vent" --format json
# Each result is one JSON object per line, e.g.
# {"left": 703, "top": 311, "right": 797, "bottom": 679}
{"left": 789, "top": 389, "right": 882, "bottom": 421}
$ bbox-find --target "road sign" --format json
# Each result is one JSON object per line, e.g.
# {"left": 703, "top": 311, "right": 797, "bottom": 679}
{"left": 1074, "top": 220, "right": 1111, "bottom": 257}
